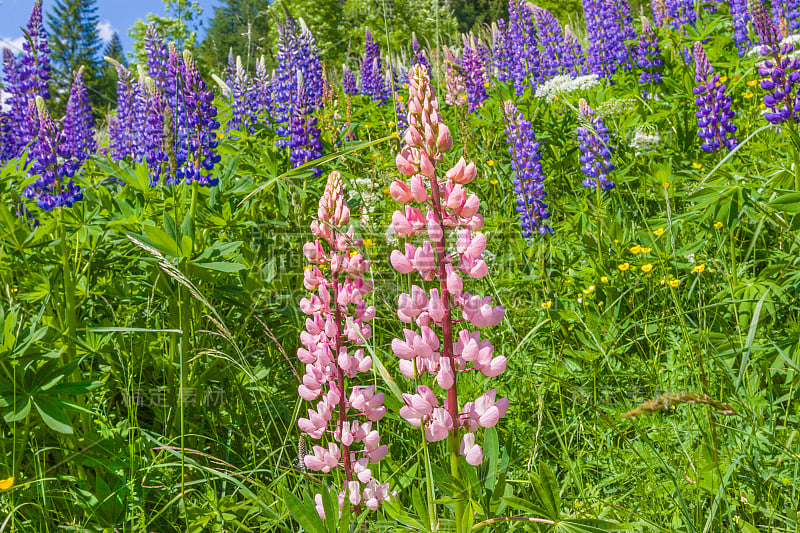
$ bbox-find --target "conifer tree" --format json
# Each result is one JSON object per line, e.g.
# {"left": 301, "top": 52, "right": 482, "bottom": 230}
{"left": 103, "top": 32, "right": 126, "bottom": 65}
{"left": 200, "top": 0, "right": 271, "bottom": 72}
{"left": 47, "top": 0, "right": 101, "bottom": 104}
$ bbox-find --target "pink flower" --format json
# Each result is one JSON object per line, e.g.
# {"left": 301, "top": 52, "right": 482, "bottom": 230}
{"left": 460, "top": 432, "right": 483, "bottom": 466}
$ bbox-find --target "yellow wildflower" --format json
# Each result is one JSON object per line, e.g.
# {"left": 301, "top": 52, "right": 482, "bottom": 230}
{"left": 0, "top": 477, "right": 13, "bottom": 491}
{"left": 714, "top": 221, "right": 723, "bottom": 229}
{"left": 490, "top": 179, "right": 499, "bottom": 185}
{"left": 396, "top": 94, "right": 404, "bottom": 102}
{"left": 747, "top": 79, "right": 757, "bottom": 87}
{"left": 390, "top": 131, "right": 399, "bottom": 138}
{"left": 641, "top": 264, "right": 653, "bottom": 273}
{"left": 583, "top": 285, "right": 595, "bottom": 295}
{"left": 363, "top": 239, "right": 374, "bottom": 247}
{"left": 382, "top": 188, "right": 391, "bottom": 195}
{"left": 719, "top": 76, "right": 728, "bottom": 83}
{"left": 760, "top": 103, "right": 766, "bottom": 109}
{"left": 487, "top": 159, "right": 495, "bottom": 166}
{"left": 692, "top": 162, "right": 702, "bottom": 169}
{"left": 669, "top": 279, "right": 681, "bottom": 288}
{"left": 403, "top": 83, "right": 409, "bottom": 89}
{"left": 641, "top": 247, "right": 651, "bottom": 253}
{"left": 484, "top": 81, "right": 491, "bottom": 88}
{"left": 664, "top": 182, "right": 670, "bottom": 188}
{"left": 388, "top": 121, "right": 395, "bottom": 128}
{"left": 692, "top": 264, "right": 706, "bottom": 273}
{"left": 653, "top": 228, "right": 665, "bottom": 236}
{"left": 630, "top": 244, "right": 642, "bottom": 254}
{"left": 553, "top": 96, "right": 559, "bottom": 102}
{"left": 618, "top": 263, "right": 630, "bottom": 271}
{"left": 600, "top": 276, "right": 609, "bottom": 283}
{"left": 744, "top": 91, "right": 754, "bottom": 99}
{"left": 541, "top": 300, "right": 553, "bottom": 310}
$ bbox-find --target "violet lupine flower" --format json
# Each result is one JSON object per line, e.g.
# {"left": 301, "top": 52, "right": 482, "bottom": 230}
{"left": 444, "top": 46, "right": 467, "bottom": 106}
{"left": 751, "top": 0, "right": 800, "bottom": 124}
{"left": 461, "top": 35, "right": 489, "bottom": 112}
{"left": 576, "top": 99, "right": 615, "bottom": 190}
{"left": 227, "top": 55, "right": 253, "bottom": 133}
{"left": 177, "top": 51, "right": 221, "bottom": 186}
{"left": 1, "top": 50, "right": 20, "bottom": 161}
{"left": 144, "top": 85, "right": 168, "bottom": 186}
{"left": 772, "top": 0, "right": 800, "bottom": 33}
{"left": 411, "top": 33, "right": 430, "bottom": 70}
{"left": 391, "top": 67, "right": 408, "bottom": 133}
{"left": 583, "top": 0, "right": 632, "bottom": 79}
{"left": 692, "top": 42, "right": 738, "bottom": 152}
{"left": 730, "top": 0, "right": 752, "bottom": 55}
{"left": 297, "top": 22, "right": 324, "bottom": 109}
{"left": 361, "top": 29, "right": 389, "bottom": 104}
{"left": 3, "top": 0, "right": 51, "bottom": 160}
{"left": 505, "top": 0, "right": 541, "bottom": 93}
{"left": 563, "top": 26, "right": 588, "bottom": 75}
{"left": 22, "top": 97, "right": 82, "bottom": 211}
{"left": 390, "top": 64, "right": 508, "bottom": 469}
{"left": 342, "top": 66, "right": 358, "bottom": 95}
{"left": 636, "top": 17, "right": 664, "bottom": 85}
{"left": 288, "top": 86, "right": 322, "bottom": 173}
{"left": 664, "top": 0, "right": 697, "bottom": 29}
{"left": 532, "top": 6, "right": 567, "bottom": 79}
{"left": 132, "top": 69, "right": 151, "bottom": 162}
{"left": 107, "top": 61, "right": 136, "bottom": 160}
{"left": 652, "top": 0, "right": 668, "bottom": 26}
{"left": 503, "top": 101, "right": 552, "bottom": 236}
{"left": 250, "top": 55, "right": 273, "bottom": 123}
{"left": 273, "top": 22, "right": 299, "bottom": 148}
{"left": 493, "top": 19, "right": 512, "bottom": 83}
{"left": 145, "top": 23, "right": 170, "bottom": 95}
{"left": 297, "top": 171, "right": 392, "bottom": 519}
{"left": 63, "top": 67, "right": 96, "bottom": 162}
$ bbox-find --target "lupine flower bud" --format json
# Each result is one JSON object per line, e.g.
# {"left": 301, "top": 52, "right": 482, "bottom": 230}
{"left": 635, "top": 17, "right": 663, "bottom": 85}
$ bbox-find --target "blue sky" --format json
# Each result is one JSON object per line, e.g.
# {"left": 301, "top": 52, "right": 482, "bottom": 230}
{"left": 0, "top": 0, "right": 217, "bottom": 58}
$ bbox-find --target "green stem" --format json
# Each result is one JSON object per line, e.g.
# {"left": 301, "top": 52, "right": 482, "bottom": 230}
{"left": 595, "top": 184, "right": 603, "bottom": 268}
{"left": 59, "top": 211, "right": 76, "bottom": 363}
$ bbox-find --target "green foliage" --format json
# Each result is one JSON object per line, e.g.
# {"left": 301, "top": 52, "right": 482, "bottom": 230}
{"left": 451, "top": 0, "right": 509, "bottom": 34}
{"left": 199, "top": 0, "right": 272, "bottom": 73}
{"left": 129, "top": 0, "right": 204, "bottom": 63}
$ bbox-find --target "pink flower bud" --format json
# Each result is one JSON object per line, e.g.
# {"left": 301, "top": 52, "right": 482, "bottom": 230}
{"left": 437, "top": 124, "right": 453, "bottom": 152}
{"left": 410, "top": 174, "right": 428, "bottom": 202}
{"left": 390, "top": 179, "right": 413, "bottom": 203}
{"left": 460, "top": 432, "right": 483, "bottom": 465}
{"left": 396, "top": 151, "right": 417, "bottom": 176}
{"left": 419, "top": 151, "right": 436, "bottom": 177}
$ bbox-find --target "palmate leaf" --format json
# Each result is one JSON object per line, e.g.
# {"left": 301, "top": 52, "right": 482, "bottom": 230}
{"left": 33, "top": 396, "right": 73, "bottom": 434}
{"left": 282, "top": 488, "right": 324, "bottom": 533}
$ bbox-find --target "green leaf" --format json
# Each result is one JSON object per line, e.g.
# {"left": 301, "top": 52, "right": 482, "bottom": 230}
{"left": 769, "top": 192, "right": 800, "bottom": 213}
{"left": 484, "top": 426, "right": 499, "bottom": 491}
{"left": 194, "top": 261, "right": 249, "bottom": 273}
{"left": 556, "top": 518, "right": 631, "bottom": 532}
{"left": 34, "top": 397, "right": 73, "bottom": 434}
{"left": 282, "top": 489, "right": 323, "bottom": 533}
{"left": 180, "top": 210, "right": 195, "bottom": 245}
{"left": 141, "top": 225, "right": 181, "bottom": 257}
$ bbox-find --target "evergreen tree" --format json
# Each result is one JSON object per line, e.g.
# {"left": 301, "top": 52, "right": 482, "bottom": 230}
{"left": 103, "top": 32, "right": 126, "bottom": 65}
{"left": 129, "top": 0, "right": 203, "bottom": 64}
{"left": 199, "top": 0, "right": 271, "bottom": 72}
{"left": 47, "top": 0, "right": 101, "bottom": 107}
{"left": 451, "top": 0, "right": 509, "bottom": 33}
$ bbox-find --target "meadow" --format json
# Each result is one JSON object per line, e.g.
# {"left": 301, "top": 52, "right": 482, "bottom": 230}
{"left": 1, "top": 0, "right": 800, "bottom": 531}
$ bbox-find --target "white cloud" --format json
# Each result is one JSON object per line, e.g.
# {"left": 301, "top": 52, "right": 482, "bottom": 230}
{"left": 1, "top": 90, "right": 10, "bottom": 113}
{"left": 97, "top": 20, "right": 115, "bottom": 44}
{"left": 0, "top": 36, "right": 25, "bottom": 53}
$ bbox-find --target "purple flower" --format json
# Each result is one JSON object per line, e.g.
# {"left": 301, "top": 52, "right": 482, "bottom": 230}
{"left": 730, "top": 0, "right": 752, "bottom": 56}
{"left": 495, "top": 1, "right": 541, "bottom": 94}
{"left": 63, "top": 67, "right": 96, "bottom": 162}
{"left": 227, "top": 55, "right": 254, "bottom": 133}
{"left": 411, "top": 34, "right": 430, "bottom": 70}
{"left": 692, "top": 42, "right": 737, "bottom": 152}
{"left": 22, "top": 97, "right": 83, "bottom": 211}
{"left": 251, "top": 55, "right": 273, "bottom": 122}
{"left": 563, "top": 26, "right": 588, "bottom": 75}
{"left": 145, "top": 23, "right": 170, "bottom": 95}
{"left": 391, "top": 67, "right": 408, "bottom": 133}
{"left": 461, "top": 35, "right": 489, "bottom": 112}
{"left": 577, "top": 99, "right": 615, "bottom": 191}
{"left": 635, "top": 17, "right": 663, "bottom": 84}
{"left": 342, "top": 66, "right": 358, "bottom": 95}
{"left": 361, "top": 29, "right": 389, "bottom": 104}
{"left": 532, "top": 5, "right": 566, "bottom": 79}
{"left": 503, "top": 100, "right": 552, "bottom": 236}
{"left": 108, "top": 61, "right": 135, "bottom": 160}
{"left": 664, "top": 0, "right": 697, "bottom": 29}
{"left": 772, "top": 0, "right": 800, "bottom": 34}
{"left": 1, "top": 49, "right": 21, "bottom": 161}
{"left": 583, "top": 0, "right": 633, "bottom": 79}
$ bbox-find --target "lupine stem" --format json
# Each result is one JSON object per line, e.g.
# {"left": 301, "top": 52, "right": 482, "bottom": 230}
{"left": 59, "top": 210, "right": 76, "bottom": 364}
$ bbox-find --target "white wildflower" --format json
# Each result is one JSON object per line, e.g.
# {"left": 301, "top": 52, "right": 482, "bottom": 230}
{"left": 597, "top": 97, "right": 637, "bottom": 117}
{"left": 534, "top": 74, "right": 600, "bottom": 102}
{"left": 629, "top": 126, "right": 661, "bottom": 156}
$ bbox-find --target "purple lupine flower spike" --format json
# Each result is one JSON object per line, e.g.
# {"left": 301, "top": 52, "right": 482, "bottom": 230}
{"left": 411, "top": 33, "right": 430, "bottom": 70}
{"left": 1, "top": 50, "right": 21, "bottom": 161}
{"left": 503, "top": 100, "right": 552, "bottom": 237}
{"left": 361, "top": 29, "right": 388, "bottom": 104}
{"left": 583, "top": 0, "right": 632, "bottom": 79}
{"left": 506, "top": 0, "right": 541, "bottom": 93}
{"left": 145, "top": 23, "right": 170, "bottom": 95}
{"left": 342, "top": 66, "right": 358, "bottom": 95}
{"left": 771, "top": 0, "right": 800, "bottom": 34}
{"left": 107, "top": 60, "right": 135, "bottom": 160}
{"left": 577, "top": 99, "right": 615, "bottom": 191}
{"left": 563, "top": 26, "right": 588, "bottom": 75}
{"left": 252, "top": 55, "right": 273, "bottom": 122}
{"left": 63, "top": 67, "right": 96, "bottom": 162}
{"left": 228, "top": 55, "right": 252, "bottom": 133}
{"left": 636, "top": 17, "right": 663, "bottom": 85}
{"left": 532, "top": 5, "right": 567, "bottom": 79}
{"left": 692, "top": 42, "right": 738, "bottom": 152}
{"left": 461, "top": 34, "right": 489, "bottom": 112}
{"left": 23, "top": 97, "right": 83, "bottom": 211}
{"left": 730, "top": 0, "right": 752, "bottom": 56}
{"left": 750, "top": 0, "right": 800, "bottom": 124}
{"left": 493, "top": 19, "right": 512, "bottom": 83}
{"left": 178, "top": 51, "right": 221, "bottom": 187}
{"left": 665, "top": 0, "right": 697, "bottom": 29}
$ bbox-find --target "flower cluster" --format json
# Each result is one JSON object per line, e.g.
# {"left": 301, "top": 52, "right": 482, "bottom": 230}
{"left": 503, "top": 100, "right": 552, "bottom": 236}
{"left": 107, "top": 61, "right": 136, "bottom": 160}
{"left": 342, "top": 66, "right": 358, "bottom": 95}
{"left": 730, "top": 0, "right": 752, "bottom": 55}
{"left": 63, "top": 67, "right": 96, "bottom": 163}
{"left": 532, "top": 5, "right": 567, "bottom": 79}
{"left": 635, "top": 17, "right": 663, "bottom": 85}
{"left": 664, "top": 0, "right": 697, "bottom": 30}
{"left": 751, "top": 0, "right": 800, "bottom": 124}
{"left": 361, "top": 29, "right": 389, "bottom": 105}
{"left": 563, "top": 26, "right": 588, "bottom": 76}
{"left": 22, "top": 97, "right": 83, "bottom": 211}
{"left": 496, "top": 0, "right": 540, "bottom": 94}
{"left": 534, "top": 73, "right": 600, "bottom": 102}
{"left": 411, "top": 34, "right": 430, "bottom": 71}
{"left": 273, "top": 20, "right": 324, "bottom": 172}
{"left": 390, "top": 64, "right": 508, "bottom": 468}
{"left": 1, "top": 0, "right": 51, "bottom": 161}
{"left": 577, "top": 98, "right": 615, "bottom": 190}
{"left": 692, "top": 42, "right": 738, "bottom": 152}
{"left": 461, "top": 35, "right": 489, "bottom": 111}
{"left": 582, "top": 0, "right": 634, "bottom": 79}
{"left": 443, "top": 46, "right": 467, "bottom": 106}
{"left": 772, "top": 0, "right": 800, "bottom": 34}
{"left": 297, "top": 171, "right": 391, "bottom": 518}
